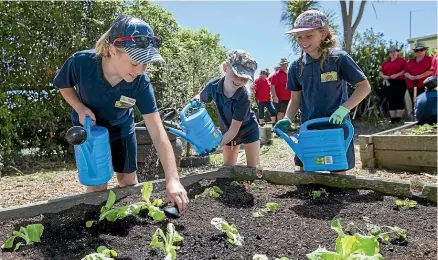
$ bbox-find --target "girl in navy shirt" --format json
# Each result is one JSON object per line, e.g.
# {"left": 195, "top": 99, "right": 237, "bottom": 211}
{"left": 275, "top": 10, "right": 371, "bottom": 173}
{"left": 193, "top": 50, "right": 260, "bottom": 167}
{"left": 54, "top": 15, "right": 188, "bottom": 212}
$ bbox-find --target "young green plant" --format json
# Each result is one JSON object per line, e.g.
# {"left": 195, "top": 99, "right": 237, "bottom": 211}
{"left": 306, "top": 219, "right": 384, "bottom": 260}
{"left": 252, "top": 202, "right": 279, "bottom": 218}
{"left": 195, "top": 186, "right": 223, "bottom": 199}
{"left": 211, "top": 217, "right": 244, "bottom": 246}
{"left": 86, "top": 182, "right": 165, "bottom": 227}
{"left": 148, "top": 223, "right": 184, "bottom": 260}
{"left": 82, "top": 246, "right": 118, "bottom": 260}
{"left": 253, "top": 254, "right": 289, "bottom": 260}
{"left": 363, "top": 217, "right": 408, "bottom": 244}
{"left": 230, "top": 180, "right": 257, "bottom": 190}
{"left": 1, "top": 224, "right": 44, "bottom": 251}
{"left": 394, "top": 199, "right": 417, "bottom": 210}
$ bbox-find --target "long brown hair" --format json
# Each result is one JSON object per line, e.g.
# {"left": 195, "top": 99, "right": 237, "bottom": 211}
{"left": 298, "top": 28, "right": 337, "bottom": 76}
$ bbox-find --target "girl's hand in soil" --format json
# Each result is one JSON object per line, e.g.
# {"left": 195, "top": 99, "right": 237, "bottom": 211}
{"left": 166, "top": 179, "right": 189, "bottom": 213}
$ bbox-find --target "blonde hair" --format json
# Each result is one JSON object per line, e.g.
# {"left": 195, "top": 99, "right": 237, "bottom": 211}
{"left": 95, "top": 29, "right": 111, "bottom": 57}
{"left": 298, "top": 28, "right": 337, "bottom": 76}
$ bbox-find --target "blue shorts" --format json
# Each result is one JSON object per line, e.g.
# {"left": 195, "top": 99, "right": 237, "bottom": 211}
{"left": 294, "top": 122, "right": 355, "bottom": 171}
{"left": 110, "top": 132, "right": 138, "bottom": 173}
{"left": 226, "top": 125, "right": 260, "bottom": 146}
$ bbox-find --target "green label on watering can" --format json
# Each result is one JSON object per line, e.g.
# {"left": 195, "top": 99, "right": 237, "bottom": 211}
{"left": 316, "top": 156, "right": 333, "bottom": 165}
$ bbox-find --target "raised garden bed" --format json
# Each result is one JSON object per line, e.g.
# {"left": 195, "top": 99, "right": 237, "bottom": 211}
{"left": 0, "top": 167, "right": 436, "bottom": 260}
{"left": 359, "top": 122, "right": 437, "bottom": 173}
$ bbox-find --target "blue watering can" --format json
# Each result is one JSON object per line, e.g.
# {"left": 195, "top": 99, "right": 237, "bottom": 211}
{"left": 66, "top": 116, "right": 114, "bottom": 186}
{"left": 167, "top": 101, "right": 222, "bottom": 155}
{"left": 273, "top": 117, "right": 354, "bottom": 172}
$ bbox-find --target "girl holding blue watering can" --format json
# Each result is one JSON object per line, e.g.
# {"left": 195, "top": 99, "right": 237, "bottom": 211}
{"left": 275, "top": 10, "right": 371, "bottom": 173}
{"left": 192, "top": 50, "right": 261, "bottom": 167}
{"left": 54, "top": 15, "right": 189, "bottom": 213}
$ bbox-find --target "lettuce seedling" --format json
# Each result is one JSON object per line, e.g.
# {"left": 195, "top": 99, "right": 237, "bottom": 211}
{"left": 211, "top": 218, "right": 244, "bottom": 246}
{"left": 230, "top": 180, "right": 257, "bottom": 190}
{"left": 195, "top": 186, "right": 223, "bottom": 199}
{"left": 1, "top": 224, "right": 44, "bottom": 251}
{"left": 363, "top": 217, "right": 408, "bottom": 243}
{"left": 306, "top": 219, "right": 384, "bottom": 260}
{"left": 148, "top": 223, "right": 184, "bottom": 260}
{"left": 310, "top": 188, "right": 326, "bottom": 200}
{"left": 82, "top": 246, "right": 118, "bottom": 260}
{"left": 253, "top": 202, "right": 279, "bottom": 217}
{"left": 253, "top": 254, "right": 288, "bottom": 260}
{"left": 87, "top": 183, "right": 166, "bottom": 227}
{"left": 394, "top": 199, "right": 417, "bottom": 210}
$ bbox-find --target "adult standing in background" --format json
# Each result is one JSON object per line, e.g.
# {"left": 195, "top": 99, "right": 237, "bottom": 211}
{"left": 404, "top": 42, "right": 433, "bottom": 108}
{"left": 379, "top": 45, "right": 408, "bottom": 123}
{"left": 252, "top": 68, "right": 276, "bottom": 125}
{"left": 270, "top": 58, "right": 291, "bottom": 121}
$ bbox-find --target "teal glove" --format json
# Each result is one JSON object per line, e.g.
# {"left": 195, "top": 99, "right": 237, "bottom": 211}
{"left": 190, "top": 97, "right": 201, "bottom": 108}
{"left": 329, "top": 106, "right": 350, "bottom": 124}
{"left": 274, "top": 117, "right": 292, "bottom": 131}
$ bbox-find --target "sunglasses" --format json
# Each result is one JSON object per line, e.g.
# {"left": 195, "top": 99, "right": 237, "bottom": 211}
{"left": 414, "top": 48, "right": 426, "bottom": 53}
{"left": 113, "top": 35, "right": 162, "bottom": 49}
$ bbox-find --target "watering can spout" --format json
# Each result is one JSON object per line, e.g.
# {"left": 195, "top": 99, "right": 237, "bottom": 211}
{"left": 272, "top": 127, "right": 301, "bottom": 157}
{"left": 167, "top": 127, "right": 201, "bottom": 149}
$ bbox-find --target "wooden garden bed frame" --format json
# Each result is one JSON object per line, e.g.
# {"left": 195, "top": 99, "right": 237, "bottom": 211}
{"left": 0, "top": 166, "right": 436, "bottom": 221}
{"left": 359, "top": 122, "right": 437, "bottom": 173}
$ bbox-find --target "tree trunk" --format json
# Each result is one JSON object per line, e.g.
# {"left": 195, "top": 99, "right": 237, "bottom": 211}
{"left": 339, "top": 0, "right": 367, "bottom": 52}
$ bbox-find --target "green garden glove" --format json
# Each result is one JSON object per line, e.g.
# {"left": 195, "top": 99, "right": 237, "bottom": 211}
{"left": 274, "top": 117, "right": 292, "bottom": 131}
{"left": 329, "top": 106, "right": 350, "bottom": 124}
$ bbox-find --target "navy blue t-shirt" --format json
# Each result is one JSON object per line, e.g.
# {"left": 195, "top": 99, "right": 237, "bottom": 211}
{"left": 200, "top": 77, "right": 258, "bottom": 136}
{"left": 53, "top": 50, "right": 157, "bottom": 140}
{"left": 415, "top": 90, "right": 437, "bottom": 124}
{"left": 287, "top": 49, "right": 366, "bottom": 122}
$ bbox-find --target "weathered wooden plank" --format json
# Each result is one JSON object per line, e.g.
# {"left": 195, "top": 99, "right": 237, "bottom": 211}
{"left": 0, "top": 167, "right": 233, "bottom": 221}
{"left": 372, "top": 122, "right": 417, "bottom": 136}
{"left": 359, "top": 135, "right": 376, "bottom": 168}
{"left": 375, "top": 150, "right": 437, "bottom": 168}
{"left": 376, "top": 162, "right": 437, "bottom": 174}
{"left": 137, "top": 139, "right": 184, "bottom": 163}
{"left": 373, "top": 135, "right": 437, "bottom": 151}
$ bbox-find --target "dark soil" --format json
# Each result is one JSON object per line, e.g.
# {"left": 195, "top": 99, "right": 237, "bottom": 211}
{"left": 0, "top": 179, "right": 436, "bottom": 260}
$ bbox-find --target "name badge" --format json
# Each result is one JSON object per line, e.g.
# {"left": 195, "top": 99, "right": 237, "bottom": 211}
{"left": 115, "top": 95, "right": 136, "bottom": 108}
{"left": 321, "top": 71, "right": 338, "bottom": 82}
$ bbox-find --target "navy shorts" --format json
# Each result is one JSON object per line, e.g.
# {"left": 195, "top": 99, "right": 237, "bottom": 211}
{"left": 226, "top": 125, "right": 260, "bottom": 146}
{"left": 294, "top": 122, "right": 355, "bottom": 171}
{"left": 110, "top": 132, "right": 138, "bottom": 174}
{"left": 257, "top": 101, "right": 276, "bottom": 119}
{"left": 274, "top": 100, "right": 289, "bottom": 113}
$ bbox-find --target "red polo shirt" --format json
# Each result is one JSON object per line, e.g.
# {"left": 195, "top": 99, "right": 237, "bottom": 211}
{"left": 253, "top": 77, "right": 271, "bottom": 102}
{"left": 405, "top": 55, "right": 433, "bottom": 88}
{"left": 430, "top": 53, "right": 438, "bottom": 77}
{"left": 380, "top": 57, "right": 407, "bottom": 80}
{"left": 270, "top": 70, "right": 290, "bottom": 101}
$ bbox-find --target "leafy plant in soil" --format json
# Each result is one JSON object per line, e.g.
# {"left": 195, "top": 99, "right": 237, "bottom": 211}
{"left": 408, "top": 123, "right": 437, "bottom": 135}
{"left": 195, "top": 186, "right": 223, "bottom": 199}
{"left": 362, "top": 217, "right": 408, "bottom": 244}
{"left": 86, "top": 182, "right": 165, "bottom": 227}
{"left": 81, "top": 246, "right": 118, "bottom": 260}
{"left": 252, "top": 202, "right": 279, "bottom": 217}
{"left": 1, "top": 223, "right": 44, "bottom": 251}
{"left": 306, "top": 219, "right": 384, "bottom": 260}
{"left": 231, "top": 180, "right": 257, "bottom": 190}
{"left": 149, "top": 223, "right": 184, "bottom": 260}
{"left": 394, "top": 199, "right": 417, "bottom": 210}
{"left": 310, "top": 188, "right": 327, "bottom": 199}
{"left": 211, "top": 217, "right": 244, "bottom": 246}
{"left": 253, "top": 254, "right": 289, "bottom": 260}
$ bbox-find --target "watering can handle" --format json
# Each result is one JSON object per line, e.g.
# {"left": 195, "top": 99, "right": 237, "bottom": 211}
{"left": 83, "top": 116, "right": 93, "bottom": 140}
{"left": 302, "top": 117, "right": 354, "bottom": 152}
{"left": 180, "top": 101, "right": 203, "bottom": 124}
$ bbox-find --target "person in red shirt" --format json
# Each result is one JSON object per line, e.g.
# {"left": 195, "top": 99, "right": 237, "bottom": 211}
{"left": 430, "top": 52, "right": 438, "bottom": 77}
{"left": 252, "top": 68, "right": 276, "bottom": 125}
{"left": 379, "top": 45, "right": 408, "bottom": 123}
{"left": 270, "top": 58, "right": 291, "bottom": 121}
{"left": 404, "top": 42, "right": 433, "bottom": 108}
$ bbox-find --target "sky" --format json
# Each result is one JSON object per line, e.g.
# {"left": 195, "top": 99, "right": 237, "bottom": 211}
{"left": 153, "top": 0, "right": 437, "bottom": 76}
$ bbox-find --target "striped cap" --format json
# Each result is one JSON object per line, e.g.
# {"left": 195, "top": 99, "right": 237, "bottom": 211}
{"left": 109, "top": 15, "right": 164, "bottom": 64}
